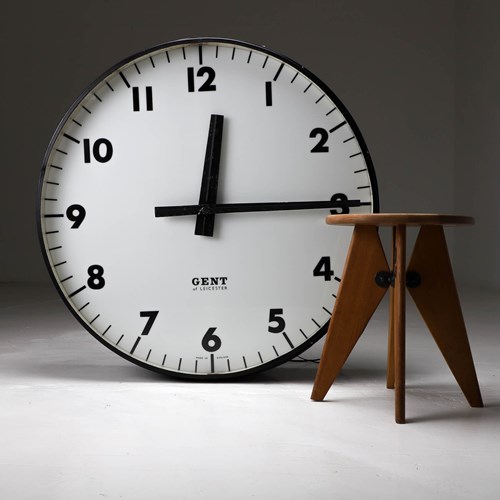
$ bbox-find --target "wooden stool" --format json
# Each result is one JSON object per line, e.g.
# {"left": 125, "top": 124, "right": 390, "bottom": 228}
{"left": 311, "top": 214, "right": 483, "bottom": 423}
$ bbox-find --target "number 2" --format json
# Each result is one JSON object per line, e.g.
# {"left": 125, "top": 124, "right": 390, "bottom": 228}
{"left": 310, "top": 128, "right": 329, "bottom": 153}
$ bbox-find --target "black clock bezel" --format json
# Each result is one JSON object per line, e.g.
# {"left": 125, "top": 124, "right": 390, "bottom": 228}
{"left": 37, "top": 37, "right": 379, "bottom": 380}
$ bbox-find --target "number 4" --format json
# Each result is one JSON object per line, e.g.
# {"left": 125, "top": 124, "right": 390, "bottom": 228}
{"left": 313, "top": 256, "right": 335, "bottom": 281}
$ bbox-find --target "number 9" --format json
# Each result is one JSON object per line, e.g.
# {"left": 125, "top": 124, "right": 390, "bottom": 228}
{"left": 66, "top": 204, "right": 86, "bottom": 228}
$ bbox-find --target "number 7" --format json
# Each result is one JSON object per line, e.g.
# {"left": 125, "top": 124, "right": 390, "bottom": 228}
{"left": 140, "top": 311, "right": 159, "bottom": 335}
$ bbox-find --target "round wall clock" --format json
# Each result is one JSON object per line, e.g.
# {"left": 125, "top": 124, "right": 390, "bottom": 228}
{"left": 37, "top": 37, "right": 378, "bottom": 379}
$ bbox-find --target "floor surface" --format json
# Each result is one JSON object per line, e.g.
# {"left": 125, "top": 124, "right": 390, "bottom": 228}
{"left": 1, "top": 284, "right": 499, "bottom": 499}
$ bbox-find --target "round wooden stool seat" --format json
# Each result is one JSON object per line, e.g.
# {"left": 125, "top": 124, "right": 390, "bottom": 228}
{"left": 325, "top": 213, "right": 474, "bottom": 227}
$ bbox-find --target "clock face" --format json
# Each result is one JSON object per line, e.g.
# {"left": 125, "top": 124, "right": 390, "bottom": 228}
{"left": 38, "top": 38, "right": 378, "bottom": 378}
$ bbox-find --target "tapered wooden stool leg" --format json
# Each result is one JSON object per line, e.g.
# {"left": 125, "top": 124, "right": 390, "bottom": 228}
{"left": 407, "top": 226, "right": 483, "bottom": 407}
{"left": 311, "top": 225, "right": 390, "bottom": 401}
{"left": 394, "top": 225, "right": 406, "bottom": 423}
{"left": 387, "top": 227, "right": 396, "bottom": 389}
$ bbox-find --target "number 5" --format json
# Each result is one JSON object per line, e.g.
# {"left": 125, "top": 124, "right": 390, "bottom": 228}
{"left": 268, "top": 308, "right": 286, "bottom": 334}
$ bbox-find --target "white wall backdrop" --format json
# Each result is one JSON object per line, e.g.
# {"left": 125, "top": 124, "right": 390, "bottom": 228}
{"left": 0, "top": 0, "right": 498, "bottom": 289}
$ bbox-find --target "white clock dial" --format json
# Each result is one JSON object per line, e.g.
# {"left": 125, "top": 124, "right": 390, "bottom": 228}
{"left": 38, "top": 38, "right": 378, "bottom": 378}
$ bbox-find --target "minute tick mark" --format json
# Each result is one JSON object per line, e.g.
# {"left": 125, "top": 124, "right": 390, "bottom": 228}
{"left": 282, "top": 332, "right": 294, "bottom": 349}
{"left": 329, "top": 121, "right": 347, "bottom": 133}
{"left": 69, "top": 285, "right": 86, "bottom": 298}
{"left": 273, "top": 63, "right": 284, "bottom": 81}
{"left": 130, "top": 336, "right": 141, "bottom": 355}
{"left": 119, "top": 72, "right": 130, "bottom": 88}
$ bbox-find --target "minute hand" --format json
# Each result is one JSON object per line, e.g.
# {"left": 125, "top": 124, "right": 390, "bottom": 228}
{"left": 155, "top": 199, "right": 370, "bottom": 217}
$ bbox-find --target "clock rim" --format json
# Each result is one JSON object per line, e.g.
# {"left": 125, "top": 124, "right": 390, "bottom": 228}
{"left": 36, "top": 36, "right": 380, "bottom": 380}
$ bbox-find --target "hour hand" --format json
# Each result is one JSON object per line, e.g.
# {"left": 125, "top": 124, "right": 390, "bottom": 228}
{"left": 195, "top": 114, "right": 224, "bottom": 237}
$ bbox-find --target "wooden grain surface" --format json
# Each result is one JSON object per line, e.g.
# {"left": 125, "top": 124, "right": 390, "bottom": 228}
{"left": 325, "top": 214, "right": 475, "bottom": 226}
{"left": 311, "top": 226, "right": 389, "bottom": 401}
